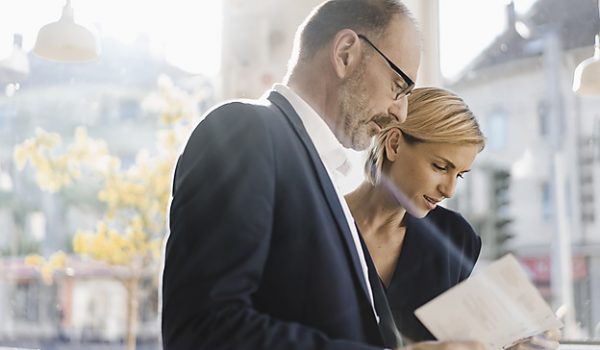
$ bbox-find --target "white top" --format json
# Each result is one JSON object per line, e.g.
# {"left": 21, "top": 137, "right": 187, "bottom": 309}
{"left": 272, "top": 84, "right": 379, "bottom": 322}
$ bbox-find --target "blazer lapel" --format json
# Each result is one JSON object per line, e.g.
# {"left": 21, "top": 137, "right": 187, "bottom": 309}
{"left": 358, "top": 230, "right": 404, "bottom": 348}
{"left": 267, "top": 90, "right": 371, "bottom": 303}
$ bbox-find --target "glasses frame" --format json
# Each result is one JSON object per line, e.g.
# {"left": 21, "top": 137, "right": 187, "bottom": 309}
{"left": 357, "top": 34, "right": 415, "bottom": 99}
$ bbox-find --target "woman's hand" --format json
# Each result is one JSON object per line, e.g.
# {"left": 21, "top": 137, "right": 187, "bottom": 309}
{"left": 505, "top": 329, "right": 561, "bottom": 350}
{"left": 398, "top": 340, "right": 486, "bottom": 350}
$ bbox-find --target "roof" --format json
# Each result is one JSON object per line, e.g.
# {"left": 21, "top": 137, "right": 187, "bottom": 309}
{"left": 455, "top": 0, "right": 600, "bottom": 80}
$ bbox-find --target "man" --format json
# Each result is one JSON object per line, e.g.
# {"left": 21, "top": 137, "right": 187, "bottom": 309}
{"left": 162, "top": 1, "right": 485, "bottom": 349}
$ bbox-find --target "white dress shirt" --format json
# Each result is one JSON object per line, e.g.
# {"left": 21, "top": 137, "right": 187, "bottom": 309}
{"left": 272, "top": 84, "right": 379, "bottom": 322}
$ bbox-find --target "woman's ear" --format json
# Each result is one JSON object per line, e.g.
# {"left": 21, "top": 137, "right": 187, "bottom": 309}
{"left": 330, "top": 29, "right": 361, "bottom": 79}
{"left": 384, "top": 128, "right": 402, "bottom": 162}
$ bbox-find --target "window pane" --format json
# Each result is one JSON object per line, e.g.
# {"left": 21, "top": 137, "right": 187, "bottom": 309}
{"left": 441, "top": 0, "right": 600, "bottom": 342}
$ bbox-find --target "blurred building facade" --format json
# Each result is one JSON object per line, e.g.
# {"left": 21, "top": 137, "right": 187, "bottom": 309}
{"left": 220, "top": 0, "right": 437, "bottom": 100}
{"left": 449, "top": 0, "right": 600, "bottom": 338}
{"left": 220, "top": 0, "right": 324, "bottom": 99}
{"left": 0, "top": 37, "right": 214, "bottom": 257}
{"left": 0, "top": 257, "right": 159, "bottom": 347}
{"left": 0, "top": 36, "right": 213, "bottom": 346}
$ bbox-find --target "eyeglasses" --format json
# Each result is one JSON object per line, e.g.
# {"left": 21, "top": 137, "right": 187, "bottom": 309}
{"left": 357, "top": 34, "right": 415, "bottom": 100}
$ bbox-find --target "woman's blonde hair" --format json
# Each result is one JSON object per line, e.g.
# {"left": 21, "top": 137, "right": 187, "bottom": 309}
{"left": 365, "top": 87, "right": 485, "bottom": 185}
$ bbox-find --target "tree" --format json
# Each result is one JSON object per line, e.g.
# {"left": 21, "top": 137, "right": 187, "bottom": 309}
{"left": 14, "top": 75, "right": 204, "bottom": 350}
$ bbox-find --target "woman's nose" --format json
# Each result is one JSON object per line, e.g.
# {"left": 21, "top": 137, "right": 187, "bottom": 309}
{"left": 439, "top": 176, "right": 457, "bottom": 199}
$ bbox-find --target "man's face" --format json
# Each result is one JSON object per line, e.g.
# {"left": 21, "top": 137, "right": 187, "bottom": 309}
{"left": 337, "top": 63, "right": 396, "bottom": 151}
{"left": 336, "top": 17, "right": 421, "bottom": 151}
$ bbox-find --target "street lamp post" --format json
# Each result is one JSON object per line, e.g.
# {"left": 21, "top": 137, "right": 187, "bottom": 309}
{"left": 543, "top": 28, "right": 579, "bottom": 338}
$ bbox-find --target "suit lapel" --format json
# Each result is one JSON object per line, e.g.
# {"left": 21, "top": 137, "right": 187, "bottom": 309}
{"left": 267, "top": 90, "right": 371, "bottom": 303}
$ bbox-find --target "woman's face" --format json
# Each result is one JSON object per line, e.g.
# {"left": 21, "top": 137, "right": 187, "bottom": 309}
{"left": 386, "top": 135, "right": 480, "bottom": 218}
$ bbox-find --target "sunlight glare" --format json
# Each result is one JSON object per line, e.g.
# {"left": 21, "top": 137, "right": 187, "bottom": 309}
{"left": 440, "top": 0, "right": 539, "bottom": 80}
{"left": 0, "top": 0, "right": 222, "bottom": 76}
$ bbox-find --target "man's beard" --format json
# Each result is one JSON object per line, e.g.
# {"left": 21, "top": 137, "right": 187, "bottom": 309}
{"left": 338, "top": 66, "right": 373, "bottom": 151}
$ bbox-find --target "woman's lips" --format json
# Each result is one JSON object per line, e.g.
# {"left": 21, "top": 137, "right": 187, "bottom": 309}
{"left": 423, "top": 195, "right": 441, "bottom": 210}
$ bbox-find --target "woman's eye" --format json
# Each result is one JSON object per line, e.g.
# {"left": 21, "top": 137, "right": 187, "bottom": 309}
{"left": 433, "top": 164, "right": 447, "bottom": 171}
{"left": 457, "top": 173, "right": 464, "bottom": 179}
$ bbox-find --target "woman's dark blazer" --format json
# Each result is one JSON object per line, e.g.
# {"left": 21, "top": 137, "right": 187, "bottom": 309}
{"left": 386, "top": 206, "right": 482, "bottom": 341}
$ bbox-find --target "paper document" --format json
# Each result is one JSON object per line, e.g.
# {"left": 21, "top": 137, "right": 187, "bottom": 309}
{"left": 415, "top": 254, "right": 562, "bottom": 350}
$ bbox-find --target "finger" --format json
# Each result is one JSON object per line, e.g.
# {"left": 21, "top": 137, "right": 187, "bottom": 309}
{"left": 510, "top": 337, "right": 560, "bottom": 350}
{"left": 506, "top": 333, "right": 560, "bottom": 350}
{"left": 528, "top": 330, "right": 561, "bottom": 349}
{"left": 408, "top": 340, "right": 486, "bottom": 350}
{"left": 440, "top": 340, "right": 487, "bottom": 350}
{"left": 543, "top": 328, "right": 562, "bottom": 342}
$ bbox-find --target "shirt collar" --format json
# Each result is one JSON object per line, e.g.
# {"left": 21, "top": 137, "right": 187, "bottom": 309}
{"left": 273, "top": 84, "right": 351, "bottom": 176}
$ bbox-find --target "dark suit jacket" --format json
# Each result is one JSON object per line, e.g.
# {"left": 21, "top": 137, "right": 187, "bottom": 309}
{"left": 386, "top": 206, "right": 482, "bottom": 342}
{"left": 161, "top": 91, "right": 394, "bottom": 350}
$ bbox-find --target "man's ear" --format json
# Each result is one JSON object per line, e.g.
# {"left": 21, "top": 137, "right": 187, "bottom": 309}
{"left": 384, "top": 128, "right": 402, "bottom": 162}
{"left": 330, "top": 29, "right": 361, "bottom": 79}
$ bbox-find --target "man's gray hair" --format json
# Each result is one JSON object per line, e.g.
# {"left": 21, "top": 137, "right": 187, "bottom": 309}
{"left": 293, "top": 0, "right": 414, "bottom": 62}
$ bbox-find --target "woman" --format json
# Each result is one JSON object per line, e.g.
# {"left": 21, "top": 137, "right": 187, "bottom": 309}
{"left": 345, "top": 86, "right": 485, "bottom": 342}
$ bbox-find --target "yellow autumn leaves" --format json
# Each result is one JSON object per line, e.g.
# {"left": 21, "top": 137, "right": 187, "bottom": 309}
{"left": 17, "top": 75, "right": 201, "bottom": 274}
{"left": 14, "top": 127, "right": 117, "bottom": 193}
{"left": 25, "top": 251, "right": 67, "bottom": 283}
{"left": 73, "top": 220, "right": 162, "bottom": 266}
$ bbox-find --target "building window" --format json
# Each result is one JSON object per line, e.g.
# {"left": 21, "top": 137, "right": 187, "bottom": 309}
{"left": 119, "top": 99, "right": 140, "bottom": 120}
{"left": 13, "top": 280, "right": 40, "bottom": 323}
{"left": 538, "top": 100, "right": 549, "bottom": 137}
{"left": 542, "top": 181, "right": 553, "bottom": 220}
{"left": 485, "top": 109, "right": 507, "bottom": 151}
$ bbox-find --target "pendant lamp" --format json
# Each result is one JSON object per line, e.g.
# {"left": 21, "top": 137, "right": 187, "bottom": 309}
{"left": 573, "top": 1, "right": 600, "bottom": 96}
{"left": 33, "top": 0, "right": 100, "bottom": 62}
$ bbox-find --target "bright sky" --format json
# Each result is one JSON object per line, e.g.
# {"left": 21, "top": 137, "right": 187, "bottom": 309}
{"left": 0, "top": 0, "right": 537, "bottom": 79}
{"left": 0, "top": 0, "right": 222, "bottom": 76}
{"left": 440, "top": 0, "right": 537, "bottom": 79}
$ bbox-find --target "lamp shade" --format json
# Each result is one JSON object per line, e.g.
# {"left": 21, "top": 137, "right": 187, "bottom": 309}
{"left": 33, "top": 0, "right": 99, "bottom": 62}
{"left": 573, "top": 35, "right": 600, "bottom": 96}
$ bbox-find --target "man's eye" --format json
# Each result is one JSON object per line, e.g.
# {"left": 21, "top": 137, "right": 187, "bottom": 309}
{"left": 393, "top": 84, "right": 402, "bottom": 100}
